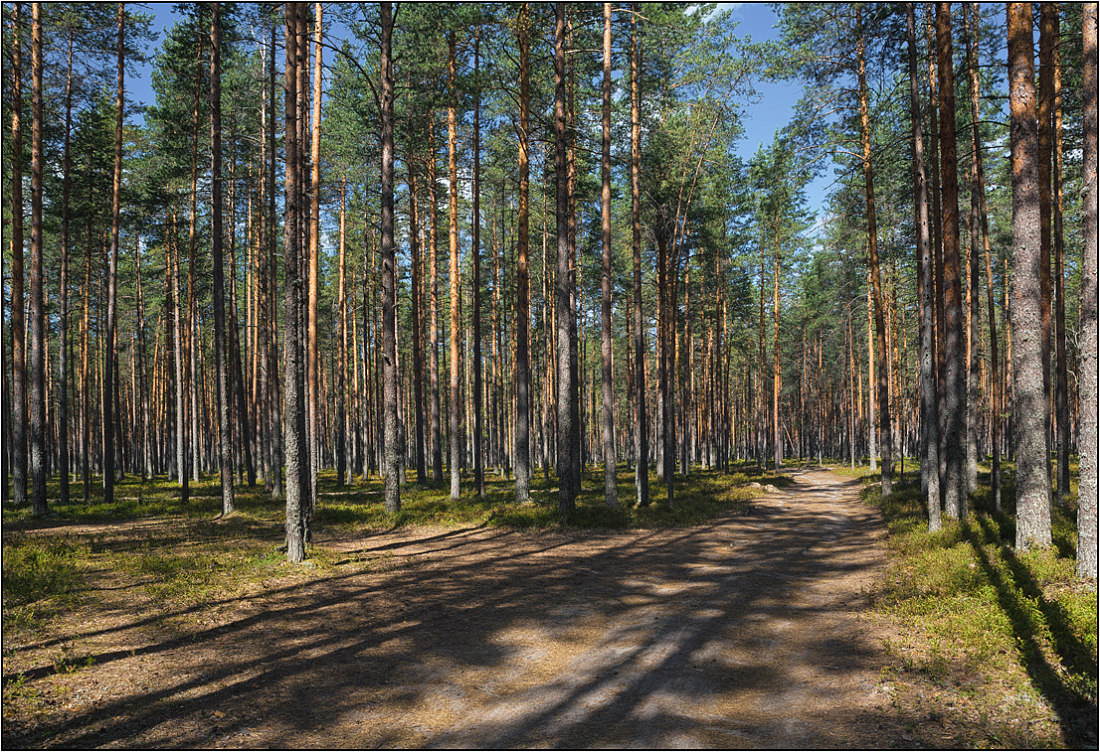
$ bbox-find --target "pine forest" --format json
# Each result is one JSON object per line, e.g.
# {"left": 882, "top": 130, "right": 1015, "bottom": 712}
{"left": 2, "top": 3, "right": 1097, "bottom": 749}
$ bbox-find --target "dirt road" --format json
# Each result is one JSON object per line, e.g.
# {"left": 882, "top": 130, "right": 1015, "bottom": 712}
{"left": 6, "top": 469, "right": 903, "bottom": 749}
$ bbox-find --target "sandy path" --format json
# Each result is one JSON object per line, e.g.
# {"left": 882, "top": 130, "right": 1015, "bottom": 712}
{"left": 6, "top": 469, "right": 899, "bottom": 749}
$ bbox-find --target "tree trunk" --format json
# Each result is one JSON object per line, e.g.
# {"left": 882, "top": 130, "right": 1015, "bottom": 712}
{"left": 907, "top": 3, "right": 940, "bottom": 528}
{"left": 306, "top": 2, "right": 323, "bottom": 510}
{"left": 600, "top": 3, "right": 618, "bottom": 507}
{"left": 284, "top": 2, "right": 311, "bottom": 560}
{"left": 472, "top": 28, "right": 485, "bottom": 498}
{"left": 103, "top": 2, "right": 125, "bottom": 504}
{"left": 857, "top": 6, "right": 891, "bottom": 495}
{"left": 210, "top": 2, "right": 235, "bottom": 515}
{"left": 554, "top": 2, "right": 575, "bottom": 512}
{"left": 1076, "top": 3, "right": 1097, "bottom": 578}
{"left": 1038, "top": 2, "right": 1055, "bottom": 489}
{"left": 10, "top": 2, "right": 26, "bottom": 508}
{"left": 936, "top": 2, "right": 965, "bottom": 517}
{"left": 1008, "top": 2, "right": 1052, "bottom": 549}
{"left": 28, "top": 1, "right": 46, "bottom": 516}
{"left": 965, "top": 2, "right": 999, "bottom": 509}
{"left": 447, "top": 31, "right": 462, "bottom": 501}
{"left": 58, "top": 26, "right": 74, "bottom": 506}
{"left": 380, "top": 1, "right": 400, "bottom": 512}
{"left": 408, "top": 161, "right": 425, "bottom": 484}
{"left": 1050, "top": 6, "right": 1069, "bottom": 505}
{"left": 515, "top": 5, "right": 532, "bottom": 504}
{"left": 630, "top": 2, "right": 649, "bottom": 507}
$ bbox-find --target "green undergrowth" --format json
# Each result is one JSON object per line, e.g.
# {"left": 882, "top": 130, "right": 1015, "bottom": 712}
{"left": 844, "top": 461, "right": 1097, "bottom": 748}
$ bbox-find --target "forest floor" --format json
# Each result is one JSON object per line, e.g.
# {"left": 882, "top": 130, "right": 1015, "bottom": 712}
{"left": 2, "top": 466, "right": 1095, "bottom": 749}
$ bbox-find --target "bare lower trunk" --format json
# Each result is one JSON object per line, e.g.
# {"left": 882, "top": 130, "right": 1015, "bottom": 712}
{"left": 1008, "top": 2, "right": 1051, "bottom": 549}
{"left": 630, "top": 3, "right": 649, "bottom": 507}
{"left": 380, "top": 1, "right": 400, "bottom": 513}
{"left": 515, "top": 5, "right": 532, "bottom": 504}
{"left": 937, "top": 2, "right": 966, "bottom": 518}
{"left": 600, "top": 3, "right": 618, "bottom": 507}
{"left": 1076, "top": 4, "right": 1097, "bottom": 578}
{"left": 908, "top": 3, "right": 940, "bottom": 528}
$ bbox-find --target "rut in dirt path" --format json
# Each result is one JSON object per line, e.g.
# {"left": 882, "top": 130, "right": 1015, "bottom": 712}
{"left": 17, "top": 469, "right": 900, "bottom": 750}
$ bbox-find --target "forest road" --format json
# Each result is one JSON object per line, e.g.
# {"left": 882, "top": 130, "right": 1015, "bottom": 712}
{"left": 21, "top": 469, "right": 905, "bottom": 749}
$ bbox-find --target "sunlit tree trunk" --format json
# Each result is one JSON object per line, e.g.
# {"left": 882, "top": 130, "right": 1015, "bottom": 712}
{"left": 1008, "top": 1, "right": 1051, "bottom": 550}
{"left": 630, "top": 2, "right": 649, "bottom": 507}
{"left": 210, "top": 2, "right": 234, "bottom": 515}
{"left": 447, "top": 31, "right": 462, "bottom": 501}
{"left": 857, "top": 5, "right": 891, "bottom": 494}
{"left": 1076, "top": 3, "right": 1097, "bottom": 578}
{"left": 472, "top": 27, "right": 485, "bottom": 498}
{"left": 908, "top": 3, "right": 940, "bottom": 526}
{"left": 307, "top": 2, "right": 323, "bottom": 508}
{"left": 937, "top": 2, "right": 965, "bottom": 517}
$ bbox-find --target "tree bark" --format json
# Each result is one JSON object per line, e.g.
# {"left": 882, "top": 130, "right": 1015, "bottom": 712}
{"left": 306, "top": 2, "right": 323, "bottom": 509}
{"left": 58, "top": 26, "right": 74, "bottom": 506}
{"left": 211, "top": 2, "right": 235, "bottom": 515}
{"left": 857, "top": 5, "right": 891, "bottom": 495}
{"left": 380, "top": 1, "right": 400, "bottom": 512}
{"left": 554, "top": 2, "right": 575, "bottom": 512}
{"left": 515, "top": 5, "right": 532, "bottom": 504}
{"left": 472, "top": 27, "right": 485, "bottom": 498}
{"left": 447, "top": 30, "right": 462, "bottom": 501}
{"left": 965, "top": 2, "right": 999, "bottom": 510}
{"left": 103, "top": 2, "right": 125, "bottom": 504}
{"left": 936, "top": 2, "right": 965, "bottom": 517}
{"left": 1077, "top": 3, "right": 1097, "bottom": 578}
{"left": 600, "top": 3, "right": 618, "bottom": 507}
{"left": 284, "top": 2, "right": 311, "bottom": 560}
{"left": 28, "top": 1, "right": 46, "bottom": 516}
{"left": 1050, "top": 6, "right": 1069, "bottom": 505}
{"left": 630, "top": 2, "right": 649, "bottom": 507}
{"left": 908, "top": 3, "right": 940, "bottom": 528}
{"left": 408, "top": 159, "right": 425, "bottom": 484}
{"left": 10, "top": 2, "right": 26, "bottom": 508}
{"left": 1008, "top": 2, "right": 1052, "bottom": 549}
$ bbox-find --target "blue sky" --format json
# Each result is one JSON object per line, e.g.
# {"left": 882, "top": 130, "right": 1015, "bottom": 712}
{"left": 128, "top": 2, "right": 830, "bottom": 221}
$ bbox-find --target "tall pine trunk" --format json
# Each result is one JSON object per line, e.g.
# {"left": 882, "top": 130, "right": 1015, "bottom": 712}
{"left": 103, "top": 2, "right": 125, "bottom": 503}
{"left": 630, "top": 3, "right": 648, "bottom": 507}
{"left": 1076, "top": 4, "right": 1097, "bottom": 578}
{"left": 211, "top": 2, "right": 235, "bottom": 515}
{"left": 907, "top": 2, "right": 940, "bottom": 528}
{"left": 10, "top": 3, "right": 26, "bottom": 508}
{"left": 380, "top": 1, "right": 400, "bottom": 513}
{"left": 857, "top": 5, "right": 891, "bottom": 495}
{"left": 1008, "top": 2, "right": 1052, "bottom": 549}
{"left": 28, "top": 1, "right": 46, "bottom": 516}
{"left": 554, "top": 2, "right": 576, "bottom": 512}
{"left": 472, "top": 28, "right": 484, "bottom": 498}
{"left": 515, "top": 5, "right": 532, "bottom": 504}
{"left": 937, "top": 2, "right": 965, "bottom": 517}
{"left": 447, "top": 31, "right": 462, "bottom": 501}
{"left": 284, "top": 2, "right": 311, "bottom": 560}
{"left": 599, "top": 3, "right": 618, "bottom": 507}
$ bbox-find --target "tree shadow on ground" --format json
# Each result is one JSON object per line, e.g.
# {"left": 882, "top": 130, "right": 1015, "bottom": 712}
{"left": 963, "top": 517, "right": 1098, "bottom": 748}
{"left": 1, "top": 471, "right": 963, "bottom": 748}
